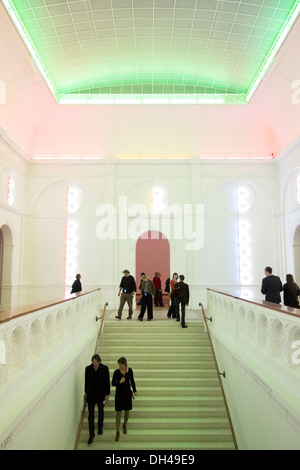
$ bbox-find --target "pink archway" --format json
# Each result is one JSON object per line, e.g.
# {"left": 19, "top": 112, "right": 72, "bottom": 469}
{"left": 136, "top": 231, "right": 170, "bottom": 304}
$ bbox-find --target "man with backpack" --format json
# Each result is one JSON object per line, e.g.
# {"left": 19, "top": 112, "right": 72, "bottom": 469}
{"left": 174, "top": 275, "right": 190, "bottom": 329}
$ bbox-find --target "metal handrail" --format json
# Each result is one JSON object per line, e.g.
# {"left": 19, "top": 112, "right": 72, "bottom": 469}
{"left": 74, "top": 301, "right": 108, "bottom": 450}
{"left": 199, "top": 302, "right": 238, "bottom": 450}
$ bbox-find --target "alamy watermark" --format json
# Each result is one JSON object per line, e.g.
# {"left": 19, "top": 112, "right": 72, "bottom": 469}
{"left": 96, "top": 196, "right": 204, "bottom": 251}
{"left": 291, "top": 340, "right": 300, "bottom": 365}
{"left": 292, "top": 80, "right": 300, "bottom": 104}
{"left": 0, "top": 80, "right": 6, "bottom": 105}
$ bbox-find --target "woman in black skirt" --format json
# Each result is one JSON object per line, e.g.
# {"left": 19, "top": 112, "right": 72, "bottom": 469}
{"left": 112, "top": 357, "right": 137, "bottom": 441}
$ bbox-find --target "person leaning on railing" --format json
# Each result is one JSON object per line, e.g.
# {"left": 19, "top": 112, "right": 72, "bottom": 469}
{"left": 283, "top": 274, "right": 300, "bottom": 309}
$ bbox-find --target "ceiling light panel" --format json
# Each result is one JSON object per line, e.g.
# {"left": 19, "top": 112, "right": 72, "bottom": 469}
{"left": 2, "top": 0, "right": 300, "bottom": 104}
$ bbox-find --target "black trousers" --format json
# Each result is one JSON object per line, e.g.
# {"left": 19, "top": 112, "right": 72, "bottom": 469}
{"left": 88, "top": 400, "right": 104, "bottom": 437}
{"left": 177, "top": 301, "right": 186, "bottom": 327}
{"left": 154, "top": 288, "right": 163, "bottom": 306}
{"left": 167, "top": 293, "right": 177, "bottom": 317}
{"left": 138, "top": 293, "right": 153, "bottom": 319}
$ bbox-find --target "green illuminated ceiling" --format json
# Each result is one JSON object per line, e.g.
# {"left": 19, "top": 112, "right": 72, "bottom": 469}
{"left": 2, "top": 0, "right": 300, "bottom": 104}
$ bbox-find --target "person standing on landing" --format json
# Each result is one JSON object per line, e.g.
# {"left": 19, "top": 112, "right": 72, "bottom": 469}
{"left": 138, "top": 274, "right": 155, "bottom": 321}
{"left": 174, "top": 275, "right": 190, "bottom": 329}
{"left": 116, "top": 270, "right": 136, "bottom": 320}
{"left": 261, "top": 266, "right": 283, "bottom": 304}
{"left": 283, "top": 274, "right": 300, "bottom": 308}
{"left": 71, "top": 273, "right": 82, "bottom": 293}
{"left": 167, "top": 272, "right": 178, "bottom": 318}
{"left": 153, "top": 272, "right": 164, "bottom": 307}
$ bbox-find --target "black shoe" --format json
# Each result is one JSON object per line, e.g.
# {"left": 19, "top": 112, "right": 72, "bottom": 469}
{"left": 88, "top": 436, "right": 94, "bottom": 444}
{"left": 98, "top": 426, "right": 103, "bottom": 435}
{"left": 176, "top": 318, "right": 180, "bottom": 322}
{"left": 115, "top": 316, "right": 121, "bottom": 320}
{"left": 138, "top": 317, "right": 143, "bottom": 321}
{"left": 147, "top": 318, "right": 153, "bottom": 321}
{"left": 127, "top": 316, "right": 132, "bottom": 320}
{"left": 182, "top": 325, "right": 188, "bottom": 328}
{"left": 167, "top": 315, "right": 171, "bottom": 318}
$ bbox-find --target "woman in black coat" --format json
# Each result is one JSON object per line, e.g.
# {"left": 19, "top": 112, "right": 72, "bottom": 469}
{"left": 283, "top": 274, "right": 300, "bottom": 308}
{"left": 112, "top": 357, "right": 137, "bottom": 441}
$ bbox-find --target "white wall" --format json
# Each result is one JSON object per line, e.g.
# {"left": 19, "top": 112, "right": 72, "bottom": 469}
{"left": 1, "top": 128, "right": 295, "bottom": 312}
{"left": 277, "top": 137, "right": 300, "bottom": 285}
{"left": 0, "top": 126, "right": 290, "bottom": 308}
{"left": 24, "top": 157, "right": 281, "bottom": 310}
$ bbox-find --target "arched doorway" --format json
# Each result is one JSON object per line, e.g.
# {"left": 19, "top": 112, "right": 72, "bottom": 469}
{"left": 294, "top": 226, "right": 300, "bottom": 284}
{"left": 136, "top": 231, "right": 170, "bottom": 306}
{"left": 0, "top": 225, "right": 13, "bottom": 311}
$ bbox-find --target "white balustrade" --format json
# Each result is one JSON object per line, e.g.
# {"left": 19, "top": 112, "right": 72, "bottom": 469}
{"left": 0, "top": 290, "right": 101, "bottom": 449}
{"left": 0, "top": 290, "right": 101, "bottom": 386}
{"left": 207, "top": 289, "right": 300, "bottom": 370}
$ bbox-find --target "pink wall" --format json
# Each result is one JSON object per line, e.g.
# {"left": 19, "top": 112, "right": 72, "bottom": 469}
{"left": 136, "top": 231, "right": 170, "bottom": 292}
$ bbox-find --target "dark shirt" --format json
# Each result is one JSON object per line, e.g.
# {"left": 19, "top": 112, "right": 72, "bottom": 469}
{"left": 174, "top": 281, "right": 190, "bottom": 305}
{"left": 283, "top": 283, "right": 300, "bottom": 308}
{"left": 153, "top": 276, "right": 161, "bottom": 289}
{"left": 261, "top": 274, "right": 283, "bottom": 304}
{"left": 85, "top": 363, "right": 110, "bottom": 403}
{"left": 119, "top": 275, "right": 136, "bottom": 294}
{"left": 71, "top": 278, "right": 82, "bottom": 293}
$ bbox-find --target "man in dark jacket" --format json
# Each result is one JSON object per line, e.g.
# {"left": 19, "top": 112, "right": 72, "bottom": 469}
{"left": 84, "top": 354, "right": 110, "bottom": 444}
{"left": 174, "top": 275, "right": 190, "bottom": 328}
{"left": 70, "top": 273, "right": 82, "bottom": 293}
{"left": 116, "top": 270, "right": 137, "bottom": 320}
{"left": 261, "top": 266, "right": 283, "bottom": 304}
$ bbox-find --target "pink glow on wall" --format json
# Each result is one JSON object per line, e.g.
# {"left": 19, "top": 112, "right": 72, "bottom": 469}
{"left": 136, "top": 231, "right": 170, "bottom": 291}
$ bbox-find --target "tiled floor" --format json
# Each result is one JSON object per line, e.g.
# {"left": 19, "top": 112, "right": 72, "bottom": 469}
{"left": 104, "top": 306, "right": 203, "bottom": 323}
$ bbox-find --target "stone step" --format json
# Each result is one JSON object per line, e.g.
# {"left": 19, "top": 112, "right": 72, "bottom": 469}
{"left": 99, "top": 406, "right": 229, "bottom": 419}
{"left": 133, "top": 377, "right": 220, "bottom": 387}
{"left": 77, "top": 319, "right": 235, "bottom": 451}
{"left": 78, "top": 438, "right": 235, "bottom": 451}
{"left": 81, "top": 416, "right": 231, "bottom": 430}
{"left": 79, "top": 428, "right": 233, "bottom": 443}
{"left": 107, "top": 396, "right": 226, "bottom": 408}
{"left": 99, "top": 346, "right": 212, "bottom": 355}
{"left": 125, "top": 386, "right": 223, "bottom": 396}
{"left": 103, "top": 360, "right": 215, "bottom": 370}
{"left": 99, "top": 339, "right": 209, "bottom": 347}
{"left": 105, "top": 368, "right": 218, "bottom": 378}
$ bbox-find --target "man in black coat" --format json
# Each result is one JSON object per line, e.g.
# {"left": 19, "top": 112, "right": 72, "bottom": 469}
{"left": 84, "top": 354, "right": 110, "bottom": 444}
{"left": 70, "top": 273, "right": 82, "bottom": 294}
{"left": 174, "top": 275, "right": 190, "bottom": 329}
{"left": 261, "top": 266, "right": 283, "bottom": 304}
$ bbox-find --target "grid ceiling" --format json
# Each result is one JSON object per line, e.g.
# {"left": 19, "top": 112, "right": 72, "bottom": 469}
{"left": 3, "top": 0, "right": 300, "bottom": 103}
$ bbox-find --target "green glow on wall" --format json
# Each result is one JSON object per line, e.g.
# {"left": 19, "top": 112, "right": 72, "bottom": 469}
{"left": 2, "top": 0, "right": 300, "bottom": 104}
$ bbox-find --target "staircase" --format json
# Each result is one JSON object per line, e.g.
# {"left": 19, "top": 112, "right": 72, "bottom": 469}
{"left": 77, "top": 320, "right": 236, "bottom": 450}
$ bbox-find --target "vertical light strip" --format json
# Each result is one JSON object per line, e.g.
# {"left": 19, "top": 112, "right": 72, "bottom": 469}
{"left": 236, "top": 185, "right": 252, "bottom": 286}
{"left": 151, "top": 186, "right": 167, "bottom": 214}
{"left": 7, "top": 175, "right": 15, "bottom": 206}
{"left": 64, "top": 188, "right": 78, "bottom": 286}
